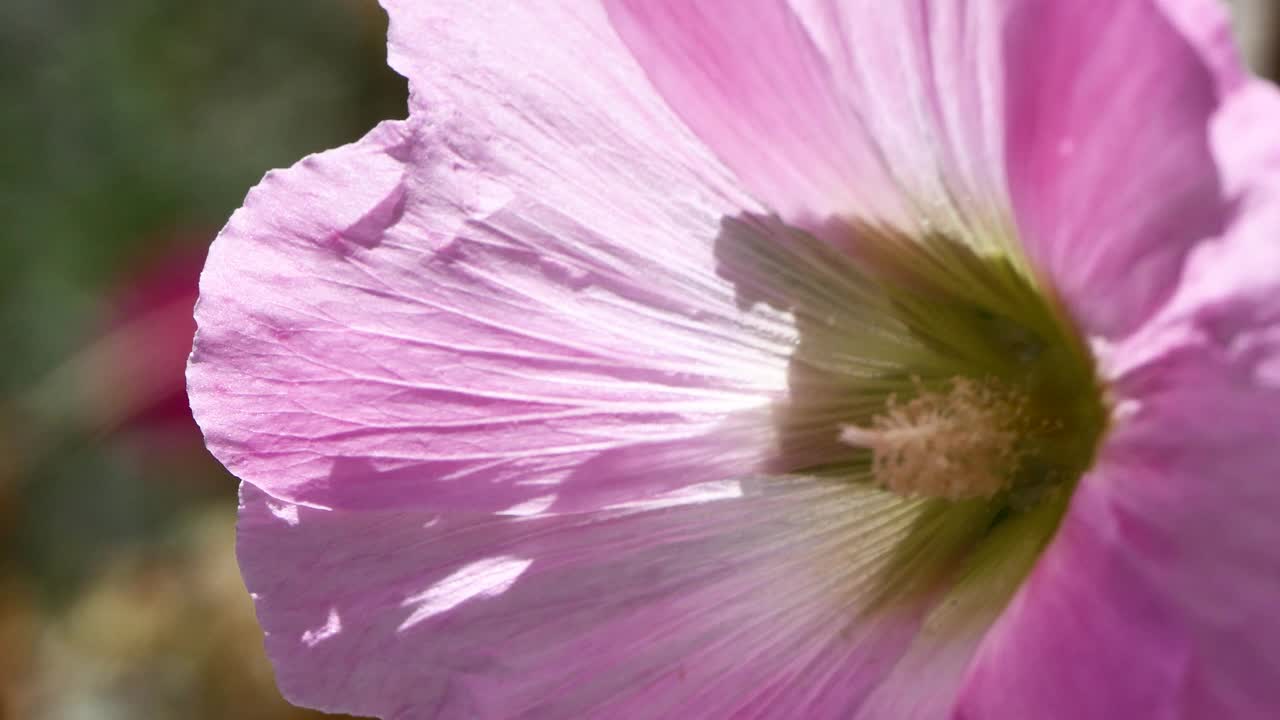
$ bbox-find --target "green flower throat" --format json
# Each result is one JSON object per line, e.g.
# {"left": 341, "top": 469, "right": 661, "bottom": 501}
{"left": 836, "top": 224, "right": 1109, "bottom": 508}
{"left": 729, "top": 214, "right": 1109, "bottom": 612}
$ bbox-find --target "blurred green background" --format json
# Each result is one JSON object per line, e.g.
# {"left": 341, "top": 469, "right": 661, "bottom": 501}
{"left": 0, "top": 1, "right": 1275, "bottom": 719}
{"left": 1, "top": 1, "right": 401, "bottom": 717}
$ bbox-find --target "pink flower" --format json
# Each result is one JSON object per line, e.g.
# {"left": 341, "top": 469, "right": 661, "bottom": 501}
{"left": 188, "top": 2, "right": 1280, "bottom": 718}
{"left": 98, "top": 242, "right": 205, "bottom": 444}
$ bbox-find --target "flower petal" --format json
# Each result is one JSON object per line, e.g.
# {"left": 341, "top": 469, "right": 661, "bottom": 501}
{"left": 189, "top": 102, "right": 797, "bottom": 514}
{"left": 956, "top": 190, "right": 1280, "bottom": 718}
{"left": 240, "top": 479, "right": 993, "bottom": 720}
{"left": 1210, "top": 78, "right": 1280, "bottom": 201}
{"left": 1156, "top": 0, "right": 1248, "bottom": 94}
{"left": 604, "top": 0, "right": 911, "bottom": 228}
{"left": 1172, "top": 81, "right": 1280, "bottom": 324}
{"left": 1004, "top": 1, "right": 1224, "bottom": 336}
{"left": 608, "top": 1, "right": 1226, "bottom": 337}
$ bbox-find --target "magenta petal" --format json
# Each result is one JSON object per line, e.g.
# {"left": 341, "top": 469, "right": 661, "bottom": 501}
{"left": 1157, "top": 0, "right": 1249, "bottom": 94}
{"left": 239, "top": 481, "right": 958, "bottom": 719}
{"left": 961, "top": 94, "right": 1280, "bottom": 717}
{"left": 956, "top": 278, "right": 1280, "bottom": 717}
{"left": 1005, "top": 2, "right": 1224, "bottom": 336}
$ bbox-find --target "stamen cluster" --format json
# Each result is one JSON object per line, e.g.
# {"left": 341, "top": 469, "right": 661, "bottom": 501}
{"left": 841, "top": 378, "right": 1030, "bottom": 501}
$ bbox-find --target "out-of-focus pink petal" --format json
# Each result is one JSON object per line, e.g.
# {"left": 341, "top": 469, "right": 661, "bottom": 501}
{"left": 189, "top": 110, "right": 797, "bottom": 513}
{"left": 1172, "top": 81, "right": 1280, "bottom": 326}
{"left": 1210, "top": 78, "right": 1280, "bottom": 201}
{"left": 1005, "top": 2, "right": 1224, "bottom": 336}
{"left": 239, "top": 480, "right": 974, "bottom": 720}
{"left": 100, "top": 244, "right": 204, "bottom": 439}
{"left": 956, "top": 181, "right": 1280, "bottom": 719}
{"left": 1157, "top": 0, "right": 1248, "bottom": 94}
{"left": 1103, "top": 68, "right": 1280, "bottom": 379}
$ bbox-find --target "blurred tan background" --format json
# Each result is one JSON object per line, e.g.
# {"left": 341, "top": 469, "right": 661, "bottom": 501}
{"left": 0, "top": 2, "right": 1276, "bottom": 719}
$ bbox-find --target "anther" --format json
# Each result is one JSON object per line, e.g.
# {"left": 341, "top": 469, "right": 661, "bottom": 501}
{"left": 840, "top": 378, "right": 1027, "bottom": 501}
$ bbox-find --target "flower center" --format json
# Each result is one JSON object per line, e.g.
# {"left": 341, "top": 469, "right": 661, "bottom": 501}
{"left": 840, "top": 377, "right": 1033, "bottom": 501}
{"left": 719, "top": 215, "right": 1111, "bottom": 620}
{"left": 766, "top": 219, "right": 1108, "bottom": 504}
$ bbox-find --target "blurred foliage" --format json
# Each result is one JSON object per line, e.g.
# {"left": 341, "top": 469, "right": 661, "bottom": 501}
{"left": 0, "top": 0, "right": 402, "bottom": 717}
{"left": 0, "top": 0, "right": 402, "bottom": 389}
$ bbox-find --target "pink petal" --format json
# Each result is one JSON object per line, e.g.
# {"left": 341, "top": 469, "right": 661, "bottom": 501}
{"left": 956, "top": 198, "right": 1280, "bottom": 718}
{"left": 189, "top": 103, "right": 797, "bottom": 514}
{"left": 1170, "top": 81, "right": 1280, "bottom": 325}
{"left": 380, "top": 0, "right": 751, "bottom": 213}
{"left": 239, "top": 480, "right": 971, "bottom": 719}
{"left": 1210, "top": 78, "right": 1280, "bottom": 201}
{"left": 606, "top": 1, "right": 1055, "bottom": 237}
{"left": 788, "top": 0, "right": 1015, "bottom": 231}
{"left": 1157, "top": 0, "right": 1249, "bottom": 94}
{"left": 1005, "top": 1, "right": 1224, "bottom": 336}
{"left": 604, "top": 0, "right": 911, "bottom": 228}
{"left": 608, "top": 1, "right": 1226, "bottom": 337}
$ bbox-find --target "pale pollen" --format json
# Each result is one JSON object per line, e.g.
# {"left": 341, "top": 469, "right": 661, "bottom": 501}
{"left": 840, "top": 378, "right": 1028, "bottom": 501}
